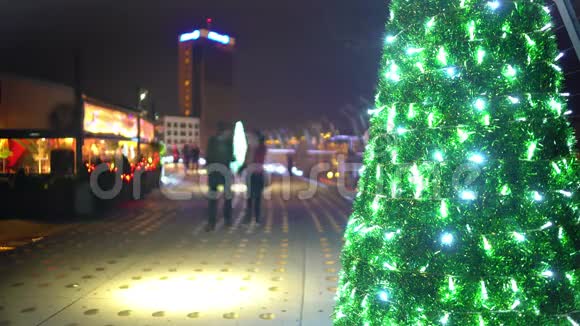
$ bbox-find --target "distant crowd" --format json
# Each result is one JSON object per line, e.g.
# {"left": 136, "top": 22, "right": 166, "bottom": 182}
{"left": 171, "top": 143, "right": 200, "bottom": 174}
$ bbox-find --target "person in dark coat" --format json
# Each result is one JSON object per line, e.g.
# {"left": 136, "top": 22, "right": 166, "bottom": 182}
{"left": 190, "top": 144, "right": 200, "bottom": 174}
{"left": 287, "top": 154, "right": 294, "bottom": 177}
{"left": 205, "top": 122, "right": 234, "bottom": 231}
{"left": 183, "top": 144, "right": 191, "bottom": 173}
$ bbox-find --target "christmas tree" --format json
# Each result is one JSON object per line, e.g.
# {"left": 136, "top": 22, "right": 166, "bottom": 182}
{"left": 334, "top": 1, "right": 579, "bottom": 324}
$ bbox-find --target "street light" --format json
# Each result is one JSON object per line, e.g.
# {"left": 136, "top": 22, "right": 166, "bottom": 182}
{"left": 139, "top": 90, "right": 148, "bottom": 102}
{"left": 137, "top": 88, "right": 150, "bottom": 159}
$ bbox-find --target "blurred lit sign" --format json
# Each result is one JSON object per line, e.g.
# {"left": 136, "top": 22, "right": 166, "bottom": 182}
{"left": 180, "top": 30, "right": 200, "bottom": 42}
{"left": 207, "top": 31, "right": 230, "bottom": 44}
{"left": 179, "top": 28, "right": 233, "bottom": 45}
{"left": 84, "top": 102, "right": 138, "bottom": 139}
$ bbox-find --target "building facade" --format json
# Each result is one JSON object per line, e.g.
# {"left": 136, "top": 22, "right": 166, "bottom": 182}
{"left": 158, "top": 115, "right": 200, "bottom": 151}
{"left": 178, "top": 28, "right": 238, "bottom": 152}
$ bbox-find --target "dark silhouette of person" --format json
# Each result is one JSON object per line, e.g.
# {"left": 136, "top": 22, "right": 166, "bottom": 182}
{"left": 205, "top": 122, "right": 234, "bottom": 231}
{"left": 239, "top": 132, "right": 267, "bottom": 225}
{"left": 191, "top": 143, "right": 200, "bottom": 174}
{"left": 183, "top": 144, "right": 191, "bottom": 173}
{"left": 121, "top": 154, "right": 131, "bottom": 175}
{"left": 287, "top": 154, "right": 294, "bottom": 176}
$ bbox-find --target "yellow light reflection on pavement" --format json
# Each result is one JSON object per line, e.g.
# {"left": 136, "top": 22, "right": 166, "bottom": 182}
{"left": 115, "top": 273, "right": 270, "bottom": 313}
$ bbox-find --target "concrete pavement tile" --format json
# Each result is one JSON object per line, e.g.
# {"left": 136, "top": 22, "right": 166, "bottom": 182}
{"left": 0, "top": 296, "right": 73, "bottom": 326}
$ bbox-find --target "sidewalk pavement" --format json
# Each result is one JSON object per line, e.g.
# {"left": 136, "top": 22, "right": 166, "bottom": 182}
{"left": 0, "top": 173, "right": 352, "bottom": 325}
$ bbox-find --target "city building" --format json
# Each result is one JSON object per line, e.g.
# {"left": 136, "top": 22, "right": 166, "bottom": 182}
{"left": 157, "top": 115, "right": 200, "bottom": 151}
{"left": 178, "top": 27, "right": 238, "bottom": 152}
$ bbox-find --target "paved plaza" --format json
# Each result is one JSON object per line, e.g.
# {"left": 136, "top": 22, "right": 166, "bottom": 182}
{"left": 0, "top": 174, "right": 352, "bottom": 326}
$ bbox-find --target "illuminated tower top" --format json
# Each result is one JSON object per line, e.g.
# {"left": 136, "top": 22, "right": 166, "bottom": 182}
{"left": 179, "top": 28, "right": 236, "bottom": 47}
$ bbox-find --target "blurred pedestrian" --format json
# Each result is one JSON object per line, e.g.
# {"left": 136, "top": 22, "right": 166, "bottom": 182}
{"left": 183, "top": 144, "right": 191, "bottom": 174}
{"left": 191, "top": 143, "right": 200, "bottom": 175}
{"left": 287, "top": 153, "right": 294, "bottom": 176}
{"left": 239, "top": 132, "right": 267, "bottom": 225}
{"left": 172, "top": 145, "right": 180, "bottom": 168}
{"left": 205, "top": 122, "right": 234, "bottom": 232}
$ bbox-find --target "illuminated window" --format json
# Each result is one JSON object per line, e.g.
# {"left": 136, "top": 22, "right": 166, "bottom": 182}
{"left": 1, "top": 138, "right": 76, "bottom": 174}
{"left": 83, "top": 102, "right": 137, "bottom": 139}
{"left": 184, "top": 80, "right": 190, "bottom": 86}
{"left": 185, "top": 95, "right": 190, "bottom": 101}
{"left": 185, "top": 110, "right": 191, "bottom": 116}
{"left": 185, "top": 58, "right": 190, "bottom": 64}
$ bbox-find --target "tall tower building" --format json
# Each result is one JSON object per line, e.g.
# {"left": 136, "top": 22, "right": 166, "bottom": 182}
{"left": 178, "top": 27, "right": 237, "bottom": 151}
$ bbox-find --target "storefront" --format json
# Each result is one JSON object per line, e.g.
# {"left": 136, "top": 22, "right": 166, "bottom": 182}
{"left": 0, "top": 75, "right": 160, "bottom": 217}
{"left": 0, "top": 104, "right": 158, "bottom": 176}
{"left": 0, "top": 77, "right": 158, "bottom": 177}
{"left": 81, "top": 99, "right": 159, "bottom": 176}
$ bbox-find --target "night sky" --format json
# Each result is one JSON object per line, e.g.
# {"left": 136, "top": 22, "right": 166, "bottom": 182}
{"left": 0, "top": 0, "right": 386, "bottom": 132}
{"left": 1, "top": 0, "right": 578, "bottom": 133}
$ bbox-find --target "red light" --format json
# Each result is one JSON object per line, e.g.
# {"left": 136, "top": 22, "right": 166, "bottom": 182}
{"left": 121, "top": 174, "right": 133, "bottom": 182}
{"left": 207, "top": 18, "right": 212, "bottom": 23}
